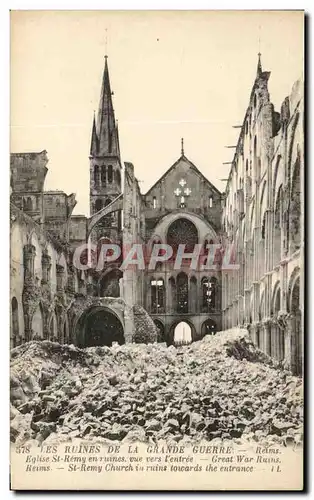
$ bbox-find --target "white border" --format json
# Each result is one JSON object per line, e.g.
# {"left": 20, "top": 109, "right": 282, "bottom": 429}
{"left": 1, "top": 2, "right": 312, "bottom": 498}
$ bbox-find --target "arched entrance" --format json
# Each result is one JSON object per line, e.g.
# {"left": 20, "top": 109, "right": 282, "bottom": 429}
{"left": 76, "top": 306, "right": 124, "bottom": 347}
{"left": 201, "top": 318, "right": 217, "bottom": 336}
{"left": 171, "top": 321, "right": 193, "bottom": 346}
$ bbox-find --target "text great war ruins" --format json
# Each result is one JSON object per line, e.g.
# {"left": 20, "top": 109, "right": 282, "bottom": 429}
{"left": 10, "top": 52, "right": 303, "bottom": 375}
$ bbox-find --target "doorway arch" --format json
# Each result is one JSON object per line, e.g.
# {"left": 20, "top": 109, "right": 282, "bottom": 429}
{"left": 75, "top": 306, "right": 124, "bottom": 347}
{"left": 169, "top": 320, "right": 195, "bottom": 346}
{"left": 201, "top": 318, "right": 217, "bottom": 336}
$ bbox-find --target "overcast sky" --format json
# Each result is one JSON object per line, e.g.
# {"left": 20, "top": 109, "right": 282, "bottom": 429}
{"left": 11, "top": 10, "right": 303, "bottom": 215}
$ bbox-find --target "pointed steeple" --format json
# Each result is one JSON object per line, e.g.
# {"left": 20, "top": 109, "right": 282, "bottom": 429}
{"left": 256, "top": 52, "right": 262, "bottom": 77}
{"left": 90, "top": 111, "right": 98, "bottom": 155}
{"left": 96, "top": 56, "right": 119, "bottom": 156}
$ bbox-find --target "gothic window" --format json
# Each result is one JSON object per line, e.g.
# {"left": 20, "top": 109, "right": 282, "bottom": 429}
{"left": 101, "top": 165, "right": 106, "bottom": 186}
{"left": 254, "top": 93, "right": 257, "bottom": 108}
{"left": 209, "top": 196, "right": 213, "bottom": 208}
{"left": 153, "top": 196, "right": 157, "bottom": 209}
{"left": 116, "top": 169, "right": 121, "bottom": 188}
{"left": 103, "top": 198, "right": 113, "bottom": 226}
{"left": 95, "top": 199, "right": 103, "bottom": 212}
{"left": 23, "top": 197, "right": 33, "bottom": 211}
{"left": 289, "top": 157, "right": 301, "bottom": 252}
{"left": 177, "top": 272, "right": 188, "bottom": 313}
{"left": 108, "top": 165, "right": 113, "bottom": 183}
{"left": 11, "top": 297, "right": 19, "bottom": 347}
{"left": 94, "top": 165, "right": 100, "bottom": 186}
{"left": 246, "top": 159, "right": 249, "bottom": 173}
{"left": 201, "top": 276, "right": 217, "bottom": 312}
{"left": 274, "top": 186, "right": 283, "bottom": 265}
{"left": 151, "top": 278, "right": 165, "bottom": 313}
{"left": 167, "top": 218, "right": 198, "bottom": 256}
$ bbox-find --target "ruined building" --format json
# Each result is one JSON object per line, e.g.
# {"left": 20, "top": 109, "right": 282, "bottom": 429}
{"left": 10, "top": 55, "right": 304, "bottom": 374}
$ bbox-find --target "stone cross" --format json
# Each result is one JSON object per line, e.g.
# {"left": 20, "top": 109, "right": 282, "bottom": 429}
{"left": 179, "top": 179, "right": 187, "bottom": 187}
{"left": 174, "top": 188, "right": 181, "bottom": 196}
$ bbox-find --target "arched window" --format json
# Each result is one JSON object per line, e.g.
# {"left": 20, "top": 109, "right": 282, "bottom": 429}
{"left": 103, "top": 198, "right": 113, "bottom": 226}
{"left": 209, "top": 196, "right": 213, "bottom": 208}
{"left": 116, "top": 169, "right": 121, "bottom": 188}
{"left": 153, "top": 196, "right": 157, "bottom": 209}
{"left": 11, "top": 297, "right": 19, "bottom": 347}
{"left": 274, "top": 187, "right": 283, "bottom": 265}
{"left": 289, "top": 157, "right": 301, "bottom": 252}
{"left": 260, "top": 212, "right": 266, "bottom": 276}
{"left": 94, "top": 165, "right": 100, "bottom": 186}
{"left": 101, "top": 165, "right": 106, "bottom": 186}
{"left": 201, "top": 276, "right": 218, "bottom": 312}
{"left": 177, "top": 272, "right": 188, "bottom": 313}
{"left": 95, "top": 199, "right": 103, "bottom": 212}
{"left": 167, "top": 218, "right": 198, "bottom": 257}
{"left": 108, "top": 165, "right": 113, "bottom": 183}
{"left": 254, "top": 93, "right": 257, "bottom": 108}
{"left": 24, "top": 197, "right": 33, "bottom": 211}
{"left": 151, "top": 278, "right": 165, "bottom": 313}
{"left": 190, "top": 276, "right": 197, "bottom": 313}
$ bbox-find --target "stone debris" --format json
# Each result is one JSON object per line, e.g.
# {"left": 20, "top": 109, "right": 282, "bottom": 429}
{"left": 10, "top": 329, "right": 303, "bottom": 448}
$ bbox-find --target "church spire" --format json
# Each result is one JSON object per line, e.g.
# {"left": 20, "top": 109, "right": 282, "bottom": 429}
{"left": 90, "top": 111, "right": 98, "bottom": 155}
{"left": 95, "top": 56, "right": 119, "bottom": 156}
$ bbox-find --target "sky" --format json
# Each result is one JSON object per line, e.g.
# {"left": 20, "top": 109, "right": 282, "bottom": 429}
{"left": 10, "top": 10, "right": 303, "bottom": 216}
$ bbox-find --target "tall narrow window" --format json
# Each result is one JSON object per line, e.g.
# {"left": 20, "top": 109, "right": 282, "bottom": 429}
{"left": 94, "top": 165, "right": 100, "bottom": 186}
{"left": 209, "top": 196, "right": 213, "bottom": 208}
{"left": 116, "top": 170, "right": 121, "bottom": 188}
{"left": 95, "top": 199, "right": 103, "bottom": 212}
{"left": 101, "top": 165, "right": 106, "bottom": 186}
{"left": 153, "top": 196, "right": 157, "bottom": 209}
{"left": 150, "top": 279, "right": 165, "bottom": 313}
{"left": 108, "top": 165, "right": 113, "bottom": 183}
{"left": 177, "top": 272, "right": 188, "bottom": 313}
{"left": 201, "top": 277, "right": 217, "bottom": 312}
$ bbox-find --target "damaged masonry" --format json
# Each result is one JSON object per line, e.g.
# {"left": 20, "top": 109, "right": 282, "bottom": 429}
{"left": 10, "top": 46, "right": 303, "bottom": 453}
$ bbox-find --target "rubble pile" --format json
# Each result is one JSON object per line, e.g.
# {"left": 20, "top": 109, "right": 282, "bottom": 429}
{"left": 10, "top": 329, "right": 303, "bottom": 447}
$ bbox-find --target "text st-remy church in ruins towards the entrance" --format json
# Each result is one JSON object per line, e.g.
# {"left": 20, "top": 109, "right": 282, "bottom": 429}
{"left": 10, "top": 54, "right": 304, "bottom": 375}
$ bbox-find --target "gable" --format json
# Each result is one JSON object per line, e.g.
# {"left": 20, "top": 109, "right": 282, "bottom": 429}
{"left": 144, "top": 155, "right": 221, "bottom": 197}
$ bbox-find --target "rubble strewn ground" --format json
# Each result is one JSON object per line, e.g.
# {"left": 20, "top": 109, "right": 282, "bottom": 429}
{"left": 10, "top": 329, "right": 303, "bottom": 448}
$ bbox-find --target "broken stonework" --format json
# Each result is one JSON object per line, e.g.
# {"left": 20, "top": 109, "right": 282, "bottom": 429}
{"left": 10, "top": 329, "right": 303, "bottom": 448}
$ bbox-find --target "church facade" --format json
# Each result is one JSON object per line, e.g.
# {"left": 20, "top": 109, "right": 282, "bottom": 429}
{"left": 10, "top": 55, "right": 304, "bottom": 374}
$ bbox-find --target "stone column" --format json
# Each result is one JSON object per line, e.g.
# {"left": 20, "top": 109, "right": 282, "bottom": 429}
{"left": 262, "top": 320, "right": 271, "bottom": 356}
{"left": 56, "top": 264, "right": 65, "bottom": 293}
{"left": 23, "top": 244, "right": 36, "bottom": 279}
{"left": 41, "top": 252, "right": 51, "bottom": 284}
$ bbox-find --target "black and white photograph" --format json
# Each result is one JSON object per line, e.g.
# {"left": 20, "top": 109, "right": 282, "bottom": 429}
{"left": 9, "top": 10, "right": 304, "bottom": 490}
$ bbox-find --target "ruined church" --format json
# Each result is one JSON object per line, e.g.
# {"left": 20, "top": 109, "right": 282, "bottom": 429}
{"left": 10, "top": 54, "right": 304, "bottom": 374}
